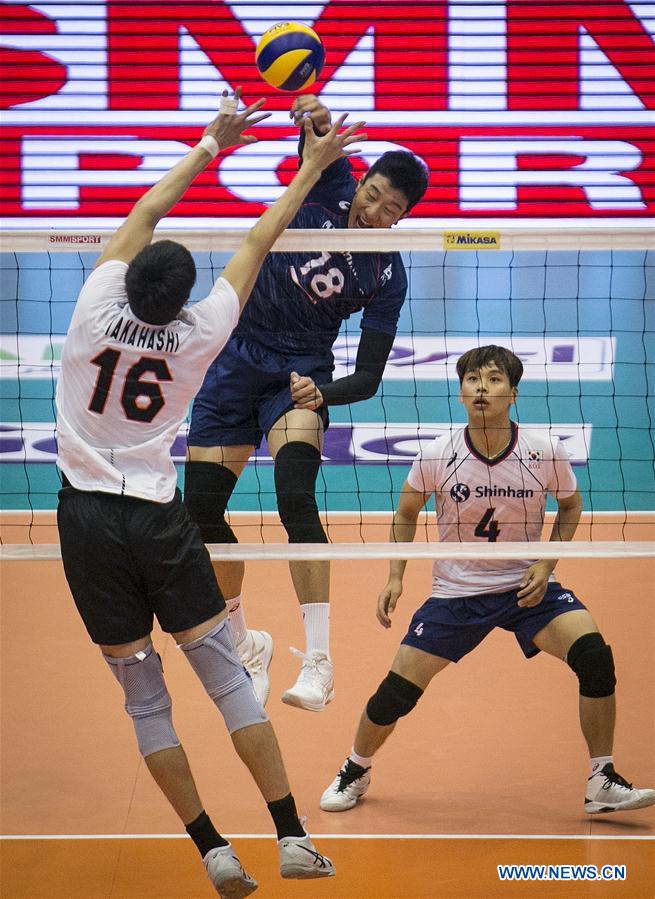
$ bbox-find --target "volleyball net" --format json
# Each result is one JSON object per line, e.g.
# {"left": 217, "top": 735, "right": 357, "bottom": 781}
{"left": 1, "top": 226, "right": 653, "bottom": 559}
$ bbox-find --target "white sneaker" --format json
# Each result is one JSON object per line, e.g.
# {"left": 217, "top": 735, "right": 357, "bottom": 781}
{"left": 281, "top": 647, "right": 334, "bottom": 711}
{"left": 320, "top": 758, "right": 371, "bottom": 811}
{"left": 585, "top": 763, "right": 655, "bottom": 814}
{"left": 278, "top": 831, "right": 335, "bottom": 880}
{"left": 203, "top": 844, "right": 258, "bottom": 898}
{"left": 237, "top": 629, "right": 273, "bottom": 706}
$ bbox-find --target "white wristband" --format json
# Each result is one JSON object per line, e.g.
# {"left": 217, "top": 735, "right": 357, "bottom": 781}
{"left": 197, "top": 134, "right": 219, "bottom": 159}
{"left": 220, "top": 96, "right": 238, "bottom": 116}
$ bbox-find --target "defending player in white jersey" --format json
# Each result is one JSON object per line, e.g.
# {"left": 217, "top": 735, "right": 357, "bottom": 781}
{"left": 320, "top": 345, "right": 655, "bottom": 817}
{"left": 56, "top": 89, "right": 366, "bottom": 898}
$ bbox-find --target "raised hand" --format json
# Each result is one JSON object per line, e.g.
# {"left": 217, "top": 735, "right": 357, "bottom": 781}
{"left": 300, "top": 113, "right": 367, "bottom": 172}
{"left": 290, "top": 94, "right": 332, "bottom": 134}
{"left": 203, "top": 87, "right": 271, "bottom": 151}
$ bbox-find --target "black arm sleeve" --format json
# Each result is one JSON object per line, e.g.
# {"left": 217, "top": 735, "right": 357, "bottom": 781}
{"left": 319, "top": 328, "right": 395, "bottom": 406}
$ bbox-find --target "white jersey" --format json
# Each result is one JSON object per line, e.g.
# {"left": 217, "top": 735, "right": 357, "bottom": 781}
{"left": 406, "top": 423, "right": 578, "bottom": 598}
{"left": 56, "top": 260, "right": 239, "bottom": 502}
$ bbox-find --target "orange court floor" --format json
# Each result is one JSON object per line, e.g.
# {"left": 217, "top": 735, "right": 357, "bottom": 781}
{"left": 1, "top": 515, "right": 654, "bottom": 898}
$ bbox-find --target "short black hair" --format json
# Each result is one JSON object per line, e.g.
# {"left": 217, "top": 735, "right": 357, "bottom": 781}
{"left": 456, "top": 345, "right": 524, "bottom": 388}
{"left": 363, "top": 150, "right": 429, "bottom": 212}
{"left": 125, "top": 240, "right": 196, "bottom": 326}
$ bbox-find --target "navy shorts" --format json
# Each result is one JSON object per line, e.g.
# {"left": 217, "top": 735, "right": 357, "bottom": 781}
{"left": 401, "top": 582, "right": 587, "bottom": 661}
{"left": 57, "top": 485, "right": 225, "bottom": 645}
{"left": 188, "top": 334, "right": 332, "bottom": 449}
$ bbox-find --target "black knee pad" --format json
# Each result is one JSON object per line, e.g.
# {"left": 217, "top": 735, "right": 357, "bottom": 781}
{"left": 274, "top": 442, "right": 328, "bottom": 543}
{"left": 567, "top": 632, "right": 616, "bottom": 698}
{"left": 184, "top": 461, "right": 238, "bottom": 544}
{"left": 366, "top": 671, "right": 424, "bottom": 726}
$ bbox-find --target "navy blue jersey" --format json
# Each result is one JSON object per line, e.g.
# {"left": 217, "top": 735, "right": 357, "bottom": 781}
{"left": 234, "top": 156, "right": 408, "bottom": 356}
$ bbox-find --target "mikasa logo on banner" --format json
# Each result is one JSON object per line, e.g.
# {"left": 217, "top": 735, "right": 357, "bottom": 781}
{"left": 443, "top": 231, "right": 501, "bottom": 250}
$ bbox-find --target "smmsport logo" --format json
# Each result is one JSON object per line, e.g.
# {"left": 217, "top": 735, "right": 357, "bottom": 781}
{"left": 450, "top": 483, "right": 470, "bottom": 503}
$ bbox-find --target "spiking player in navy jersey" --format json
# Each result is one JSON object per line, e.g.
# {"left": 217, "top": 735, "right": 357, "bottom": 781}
{"left": 233, "top": 139, "right": 408, "bottom": 357}
{"left": 185, "top": 95, "right": 429, "bottom": 713}
{"left": 320, "top": 345, "right": 655, "bottom": 819}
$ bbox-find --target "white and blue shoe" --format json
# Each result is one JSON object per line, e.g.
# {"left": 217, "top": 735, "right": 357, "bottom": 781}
{"left": 278, "top": 830, "right": 335, "bottom": 879}
{"left": 585, "top": 764, "right": 655, "bottom": 814}
{"left": 203, "top": 844, "right": 258, "bottom": 898}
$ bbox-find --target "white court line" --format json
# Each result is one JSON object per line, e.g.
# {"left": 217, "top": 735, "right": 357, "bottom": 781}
{"left": 1, "top": 833, "right": 652, "bottom": 841}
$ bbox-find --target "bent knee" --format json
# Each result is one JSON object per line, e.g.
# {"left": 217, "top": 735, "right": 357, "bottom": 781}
{"left": 104, "top": 643, "right": 180, "bottom": 756}
{"left": 567, "top": 632, "right": 616, "bottom": 698}
{"left": 366, "top": 671, "right": 424, "bottom": 726}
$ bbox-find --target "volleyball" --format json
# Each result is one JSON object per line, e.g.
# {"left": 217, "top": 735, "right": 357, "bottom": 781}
{"left": 255, "top": 22, "right": 325, "bottom": 92}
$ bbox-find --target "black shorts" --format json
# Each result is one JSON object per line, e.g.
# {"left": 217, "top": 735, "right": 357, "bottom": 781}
{"left": 57, "top": 485, "right": 225, "bottom": 645}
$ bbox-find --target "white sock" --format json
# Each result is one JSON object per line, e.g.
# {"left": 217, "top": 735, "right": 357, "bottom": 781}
{"left": 226, "top": 595, "right": 248, "bottom": 646}
{"left": 589, "top": 755, "right": 613, "bottom": 777}
{"left": 301, "top": 602, "right": 330, "bottom": 656}
{"left": 350, "top": 748, "right": 373, "bottom": 770}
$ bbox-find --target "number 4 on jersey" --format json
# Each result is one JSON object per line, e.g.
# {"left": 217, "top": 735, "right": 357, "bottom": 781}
{"left": 475, "top": 507, "right": 500, "bottom": 542}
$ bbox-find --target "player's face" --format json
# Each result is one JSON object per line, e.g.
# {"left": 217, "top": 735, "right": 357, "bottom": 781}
{"left": 459, "top": 364, "right": 517, "bottom": 422}
{"left": 348, "top": 174, "right": 409, "bottom": 229}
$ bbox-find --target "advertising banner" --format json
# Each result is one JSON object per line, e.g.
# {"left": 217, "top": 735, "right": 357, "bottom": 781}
{"left": 2, "top": 0, "right": 653, "bottom": 223}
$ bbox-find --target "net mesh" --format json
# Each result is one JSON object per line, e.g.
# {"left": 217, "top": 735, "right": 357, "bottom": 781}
{"left": 1, "top": 227, "right": 653, "bottom": 557}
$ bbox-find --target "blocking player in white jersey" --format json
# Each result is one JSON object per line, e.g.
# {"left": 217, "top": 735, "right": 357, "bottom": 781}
{"left": 56, "top": 89, "right": 366, "bottom": 898}
{"left": 320, "top": 345, "right": 654, "bottom": 817}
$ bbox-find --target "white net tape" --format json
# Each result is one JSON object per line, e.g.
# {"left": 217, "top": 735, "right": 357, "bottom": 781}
{"left": 2, "top": 541, "right": 653, "bottom": 562}
{"left": 2, "top": 225, "right": 654, "bottom": 253}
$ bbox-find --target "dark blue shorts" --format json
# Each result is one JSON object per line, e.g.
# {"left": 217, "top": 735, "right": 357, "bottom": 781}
{"left": 188, "top": 334, "right": 332, "bottom": 448}
{"left": 401, "top": 582, "right": 587, "bottom": 661}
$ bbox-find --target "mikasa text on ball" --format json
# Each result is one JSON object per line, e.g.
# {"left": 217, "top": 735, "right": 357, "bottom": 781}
{"left": 255, "top": 22, "right": 325, "bottom": 92}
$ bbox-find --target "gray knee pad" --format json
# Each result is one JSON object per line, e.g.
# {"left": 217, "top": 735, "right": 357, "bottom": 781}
{"left": 104, "top": 643, "right": 180, "bottom": 757}
{"left": 366, "top": 671, "right": 424, "bottom": 726}
{"left": 181, "top": 620, "right": 268, "bottom": 733}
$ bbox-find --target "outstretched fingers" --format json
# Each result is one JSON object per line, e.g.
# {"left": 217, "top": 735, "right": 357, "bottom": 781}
{"left": 220, "top": 87, "right": 270, "bottom": 124}
{"left": 341, "top": 126, "right": 367, "bottom": 152}
{"left": 329, "top": 112, "right": 349, "bottom": 131}
{"left": 339, "top": 123, "right": 367, "bottom": 156}
{"left": 327, "top": 114, "right": 367, "bottom": 143}
{"left": 242, "top": 98, "right": 270, "bottom": 123}
{"left": 244, "top": 110, "right": 272, "bottom": 128}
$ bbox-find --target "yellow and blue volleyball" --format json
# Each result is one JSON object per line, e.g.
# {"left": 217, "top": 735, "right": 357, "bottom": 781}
{"left": 255, "top": 22, "right": 325, "bottom": 92}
